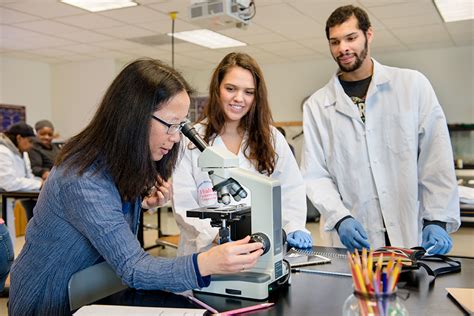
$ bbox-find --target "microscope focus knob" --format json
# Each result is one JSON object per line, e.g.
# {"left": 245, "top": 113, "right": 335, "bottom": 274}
{"left": 249, "top": 233, "right": 270, "bottom": 256}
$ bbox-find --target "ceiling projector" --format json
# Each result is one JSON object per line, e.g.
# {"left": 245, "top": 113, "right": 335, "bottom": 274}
{"left": 189, "top": 0, "right": 253, "bottom": 30}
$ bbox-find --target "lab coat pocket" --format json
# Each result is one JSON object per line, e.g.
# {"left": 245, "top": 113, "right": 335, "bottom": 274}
{"left": 384, "top": 113, "right": 415, "bottom": 156}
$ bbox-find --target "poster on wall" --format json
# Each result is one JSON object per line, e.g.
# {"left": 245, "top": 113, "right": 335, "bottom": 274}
{"left": 188, "top": 96, "right": 208, "bottom": 123}
{"left": 0, "top": 104, "right": 26, "bottom": 132}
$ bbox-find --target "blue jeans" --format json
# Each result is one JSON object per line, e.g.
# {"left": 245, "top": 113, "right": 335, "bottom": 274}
{"left": 0, "top": 223, "right": 14, "bottom": 292}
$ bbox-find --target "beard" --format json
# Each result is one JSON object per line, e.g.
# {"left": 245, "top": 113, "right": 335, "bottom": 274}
{"left": 335, "top": 35, "right": 368, "bottom": 73}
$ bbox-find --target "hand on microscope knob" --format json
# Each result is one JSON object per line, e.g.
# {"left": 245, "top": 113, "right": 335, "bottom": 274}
{"left": 287, "top": 230, "right": 313, "bottom": 248}
{"left": 197, "top": 236, "right": 263, "bottom": 276}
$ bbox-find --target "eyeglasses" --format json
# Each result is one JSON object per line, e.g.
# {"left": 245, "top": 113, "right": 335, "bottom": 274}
{"left": 151, "top": 115, "right": 186, "bottom": 135}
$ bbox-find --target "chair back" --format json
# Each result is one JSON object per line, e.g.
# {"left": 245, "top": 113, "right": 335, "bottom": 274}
{"left": 68, "top": 261, "right": 127, "bottom": 311}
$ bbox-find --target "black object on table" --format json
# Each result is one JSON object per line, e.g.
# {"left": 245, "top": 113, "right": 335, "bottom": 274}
{"left": 93, "top": 246, "right": 473, "bottom": 315}
{"left": 0, "top": 191, "right": 40, "bottom": 223}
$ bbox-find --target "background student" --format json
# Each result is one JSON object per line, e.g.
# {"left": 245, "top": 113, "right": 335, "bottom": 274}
{"left": 300, "top": 5, "right": 459, "bottom": 253}
{"left": 0, "top": 122, "right": 42, "bottom": 221}
{"left": 172, "top": 52, "right": 312, "bottom": 256}
{"left": 29, "top": 119, "right": 61, "bottom": 181}
{"left": 8, "top": 58, "right": 264, "bottom": 315}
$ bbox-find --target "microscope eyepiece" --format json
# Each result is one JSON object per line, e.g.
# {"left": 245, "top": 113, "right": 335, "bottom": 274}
{"left": 181, "top": 122, "right": 208, "bottom": 152}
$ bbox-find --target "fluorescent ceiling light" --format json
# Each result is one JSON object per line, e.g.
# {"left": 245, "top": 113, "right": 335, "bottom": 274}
{"left": 60, "top": 0, "right": 138, "bottom": 12}
{"left": 433, "top": 0, "right": 473, "bottom": 22}
{"left": 168, "top": 29, "right": 246, "bottom": 49}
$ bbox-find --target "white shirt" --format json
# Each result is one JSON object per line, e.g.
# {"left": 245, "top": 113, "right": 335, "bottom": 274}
{"left": 301, "top": 59, "right": 460, "bottom": 249}
{"left": 172, "top": 123, "right": 308, "bottom": 256}
{"left": 0, "top": 143, "right": 42, "bottom": 192}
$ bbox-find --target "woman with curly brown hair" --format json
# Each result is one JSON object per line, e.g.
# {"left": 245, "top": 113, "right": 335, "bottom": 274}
{"left": 172, "top": 52, "right": 312, "bottom": 256}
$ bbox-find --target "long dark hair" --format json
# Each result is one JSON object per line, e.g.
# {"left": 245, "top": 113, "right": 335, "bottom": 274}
{"left": 56, "top": 58, "right": 192, "bottom": 200}
{"left": 200, "top": 52, "right": 276, "bottom": 175}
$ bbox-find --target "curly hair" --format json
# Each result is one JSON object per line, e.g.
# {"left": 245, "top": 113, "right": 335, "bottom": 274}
{"left": 199, "top": 52, "right": 276, "bottom": 175}
{"left": 325, "top": 5, "right": 371, "bottom": 39}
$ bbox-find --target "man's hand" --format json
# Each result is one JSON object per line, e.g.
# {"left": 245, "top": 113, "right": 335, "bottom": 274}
{"left": 287, "top": 230, "right": 313, "bottom": 248}
{"left": 141, "top": 179, "right": 172, "bottom": 209}
{"left": 337, "top": 217, "right": 370, "bottom": 252}
{"left": 422, "top": 225, "right": 452, "bottom": 255}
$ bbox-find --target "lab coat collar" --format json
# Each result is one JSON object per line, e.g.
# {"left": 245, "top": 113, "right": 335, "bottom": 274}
{"left": 325, "top": 58, "right": 390, "bottom": 119}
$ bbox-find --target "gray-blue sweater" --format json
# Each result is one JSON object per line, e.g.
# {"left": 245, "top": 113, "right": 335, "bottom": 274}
{"left": 9, "top": 162, "right": 200, "bottom": 315}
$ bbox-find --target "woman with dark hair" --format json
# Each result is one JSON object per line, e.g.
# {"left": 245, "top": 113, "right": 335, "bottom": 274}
{"left": 8, "top": 58, "right": 263, "bottom": 315}
{"left": 29, "top": 119, "right": 61, "bottom": 180}
{"left": 172, "top": 52, "right": 312, "bottom": 257}
{"left": 0, "top": 122, "right": 42, "bottom": 221}
{"left": 0, "top": 122, "right": 42, "bottom": 192}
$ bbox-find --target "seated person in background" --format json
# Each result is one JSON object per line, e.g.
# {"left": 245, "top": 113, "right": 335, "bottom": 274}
{"left": 0, "top": 123, "right": 42, "bottom": 220}
{"left": 172, "top": 52, "right": 312, "bottom": 257}
{"left": 29, "top": 119, "right": 61, "bottom": 181}
{"left": 8, "top": 58, "right": 264, "bottom": 315}
{"left": 276, "top": 126, "right": 295, "bottom": 156}
{"left": 0, "top": 218, "right": 14, "bottom": 297}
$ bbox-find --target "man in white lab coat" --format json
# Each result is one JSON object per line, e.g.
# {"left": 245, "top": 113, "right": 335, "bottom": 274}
{"left": 301, "top": 5, "right": 460, "bottom": 253}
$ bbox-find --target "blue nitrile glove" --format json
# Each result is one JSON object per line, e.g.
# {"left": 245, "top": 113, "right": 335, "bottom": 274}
{"left": 336, "top": 217, "right": 370, "bottom": 253}
{"left": 421, "top": 225, "right": 452, "bottom": 255}
{"left": 287, "top": 230, "right": 313, "bottom": 249}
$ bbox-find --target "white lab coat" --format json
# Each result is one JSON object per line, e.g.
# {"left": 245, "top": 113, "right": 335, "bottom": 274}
{"left": 301, "top": 59, "right": 460, "bottom": 249}
{"left": 0, "top": 134, "right": 42, "bottom": 191}
{"left": 172, "top": 123, "right": 308, "bottom": 256}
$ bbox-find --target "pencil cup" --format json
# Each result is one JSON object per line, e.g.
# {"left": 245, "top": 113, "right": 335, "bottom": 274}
{"left": 342, "top": 288, "right": 408, "bottom": 316}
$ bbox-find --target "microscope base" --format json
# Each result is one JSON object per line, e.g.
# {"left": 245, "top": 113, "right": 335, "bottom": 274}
{"left": 194, "top": 271, "right": 289, "bottom": 300}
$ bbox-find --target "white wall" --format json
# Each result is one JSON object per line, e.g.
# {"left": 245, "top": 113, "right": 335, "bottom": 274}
{"left": 52, "top": 59, "right": 116, "bottom": 140}
{"left": 0, "top": 56, "right": 52, "bottom": 127}
{"left": 1, "top": 45, "right": 472, "bottom": 141}
{"left": 184, "top": 45, "right": 474, "bottom": 124}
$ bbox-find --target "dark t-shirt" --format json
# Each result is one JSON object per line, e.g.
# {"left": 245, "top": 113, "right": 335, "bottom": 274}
{"left": 29, "top": 140, "right": 61, "bottom": 177}
{"left": 339, "top": 76, "right": 372, "bottom": 123}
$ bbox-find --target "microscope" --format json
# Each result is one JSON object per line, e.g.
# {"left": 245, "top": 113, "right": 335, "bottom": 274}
{"left": 181, "top": 123, "right": 289, "bottom": 300}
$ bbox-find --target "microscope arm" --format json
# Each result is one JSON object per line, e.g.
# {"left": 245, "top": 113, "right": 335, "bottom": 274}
{"left": 181, "top": 123, "right": 248, "bottom": 204}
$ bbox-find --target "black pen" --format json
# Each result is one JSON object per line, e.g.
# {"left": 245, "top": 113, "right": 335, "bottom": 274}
{"left": 291, "top": 268, "right": 352, "bottom": 277}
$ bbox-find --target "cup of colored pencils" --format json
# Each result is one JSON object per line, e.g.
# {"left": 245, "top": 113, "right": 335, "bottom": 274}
{"left": 342, "top": 248, "right": 408, "bottom": 316}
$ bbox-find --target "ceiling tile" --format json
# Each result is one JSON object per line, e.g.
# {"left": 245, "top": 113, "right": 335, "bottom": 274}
{"left": 0, "top": 0, "right": 466, "bottom": 67}
{"left": 367, "top": 1, "right": 438, "bottom": 19}
{"left": 253, "top": 4, "right": 323, "bottom": 39}
{"left": 0, "top": 7, "right": 40, "bottom": 23}
{"left": 237, "top": 32, "right": 287, "bottom": 45}
{"left": 358, "top": 0, "right": 412, "bottom": 7}
{"left": 381, "top": 14, "right": 442, "bottom": 29}
{"left": 3, "top": 1, "right": 84, "bottom": 18}
{"left": 99, "top": 6, "right": 168, "bottom": 23}
{"left": 93, "top": 39, "right": 151, "bottom": 51}
{"left": 96, "top": 25, "right": 155, "bottom": 39}
{"left": 297, "top": 36, "right": 329, "bottom": 54}
{"left": 14, "top": 20, "right": 84, "bottom": 35}
{"left": 26, "top": 47, "right": 76, "bottom": 57}
{"left": 53, "top": 30, "right": 114, "bottom": 43}
{"left": 137, "top": 19, "right": 197, "bottom": 34}
{"left": 0, "top": 25, "right": 41, "bottom": 40}
{"left": 55, "top": 14, "right": 124, "bottom": 29}
{"left": 392, "top": 24, "right": 453, "bottom": 44}
{"left": 60, "top": 44, "right": 108, "bottom": 54}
